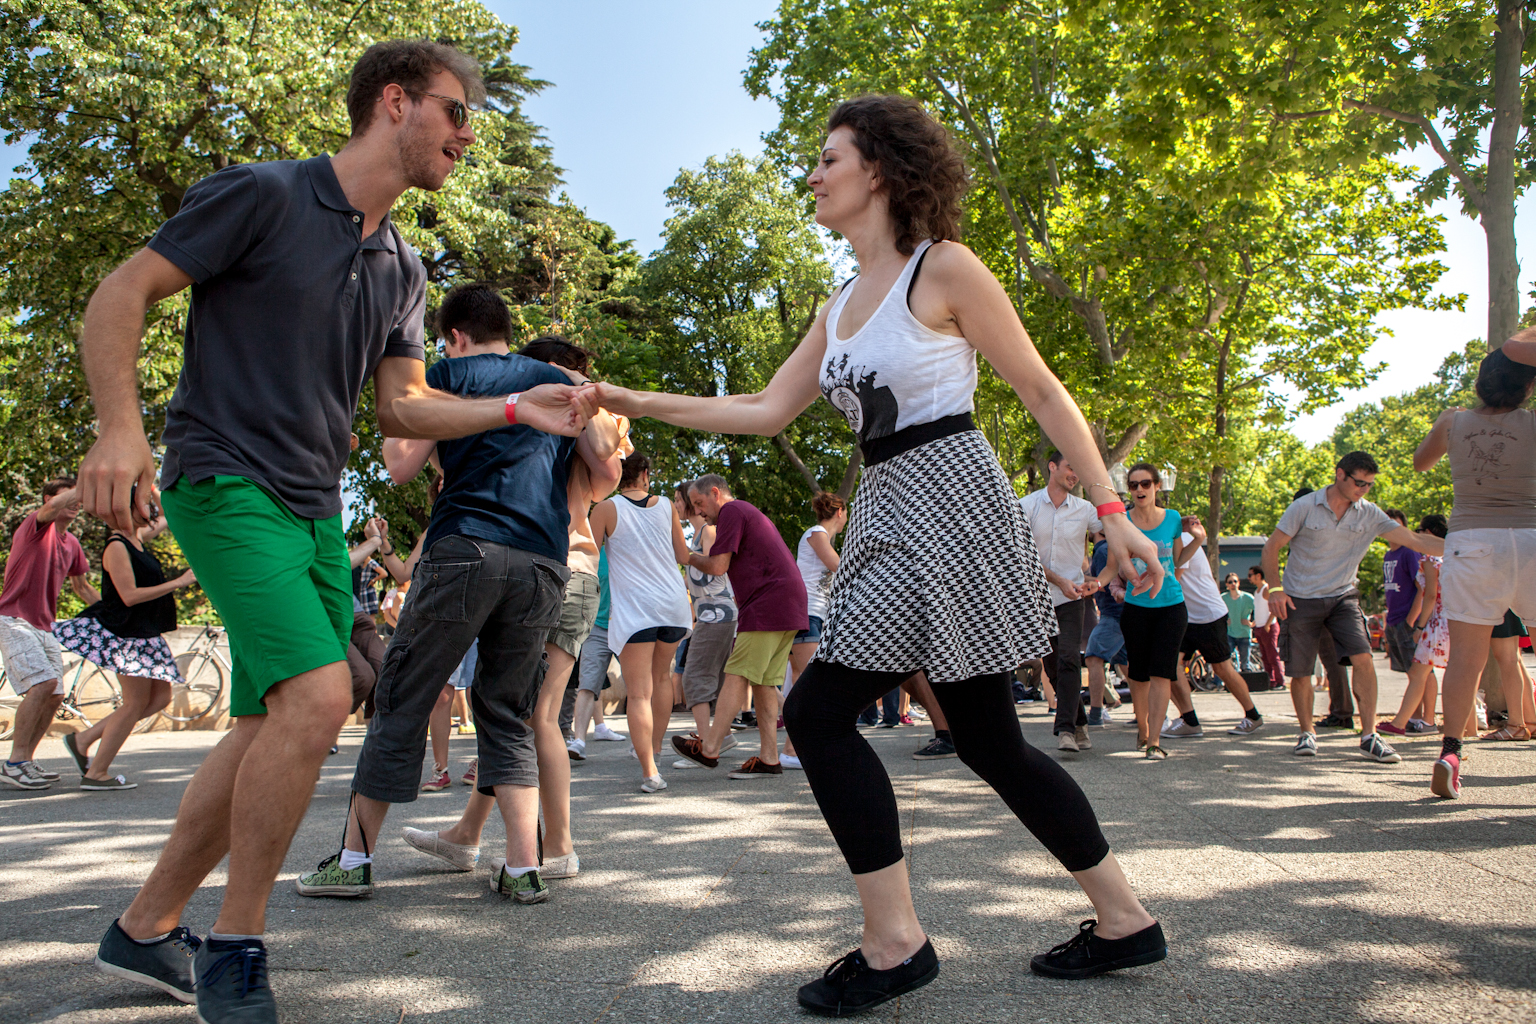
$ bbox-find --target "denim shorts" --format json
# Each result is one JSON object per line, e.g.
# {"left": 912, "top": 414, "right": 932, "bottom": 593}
{"left": 794, "top": 614, "right": 824, "bottom": 645}
{"left": 352, "top": 535, "right": 569, "bottom": 802}
{"left": 1083, "top": 614, "right": 1128, "bottom": 667}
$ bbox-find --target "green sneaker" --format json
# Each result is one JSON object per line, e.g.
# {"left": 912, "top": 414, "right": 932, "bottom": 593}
{"left": 295, "top": 852, "right": 373, "bottom": 898}
{"left": 489, "top": 859, "right": 548, "bottom": 904}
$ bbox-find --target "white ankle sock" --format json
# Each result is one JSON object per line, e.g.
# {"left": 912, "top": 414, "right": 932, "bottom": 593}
{"left": 208, "top": 931, "right": 263, "bottom": 943}
{"left": 504, "top": 865, "right": 539, "bottom": 876}
{"left": 338, "top": 849, "right": 372, "bottom": 870}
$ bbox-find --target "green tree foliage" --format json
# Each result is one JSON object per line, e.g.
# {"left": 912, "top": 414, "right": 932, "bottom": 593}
{"left": 0, "top": 0, "right": 643, "bottom": 568}
{"left": 626, "top": 153, "right": 847, "bottom": 544}
{"left": 747, "top": 0, "right": 1453, "bottom": 569}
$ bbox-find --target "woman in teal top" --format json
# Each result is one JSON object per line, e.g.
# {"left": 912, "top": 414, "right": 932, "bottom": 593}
{"left": 1098, "top": 463, "right": 1191, "bottom": 759}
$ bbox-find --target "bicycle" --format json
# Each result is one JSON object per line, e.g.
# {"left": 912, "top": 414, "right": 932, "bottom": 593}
{"left": 1187, "top": 650, "right": 1222, "bottom": 692}
{"left": 132, "top": 625, "right": 229, "bottom": 733}
{"left": 0, "top": 654, "right": 122, "bottom": 742}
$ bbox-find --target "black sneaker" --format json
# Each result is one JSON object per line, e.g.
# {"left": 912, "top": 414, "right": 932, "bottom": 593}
{"left": 797, "top": 940, "right": 939, "bottom": 1016}
{"left": 912, "top": 736, "right": 957, "bottom": 760}
{"left": 1316, "top": 714, "right": 1354, "bottom": 729}
{"left": 1030, "top": 919, "right": 1167, "bottom": 979}
{"left": 195, "top": 937, "right": 276, "bottom": 1023}
{"left": 95, "top": 919, "right": 200, "bottom": 1003}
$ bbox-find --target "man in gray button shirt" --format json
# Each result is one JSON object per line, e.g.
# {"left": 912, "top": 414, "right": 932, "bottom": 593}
{"left": 76, "top": 41, "right": 598, "bottom": 1024}
{"left": 1260, "top": 452, "right": 1442, "bottom": 764}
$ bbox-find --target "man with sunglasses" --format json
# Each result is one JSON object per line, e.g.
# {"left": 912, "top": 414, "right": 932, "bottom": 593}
{"left": 77, "top": 40, "right": 597, "bottom": 1024}
{"left": 1260, "top": 452, "right": 1443, "bottom": 763}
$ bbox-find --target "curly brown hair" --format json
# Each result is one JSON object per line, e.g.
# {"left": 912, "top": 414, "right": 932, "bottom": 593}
{"left": 811, "top": 491, "right": 845, "bottom": 522}
{"left": 826, "top": 95, "right": 969, "bottom": 255}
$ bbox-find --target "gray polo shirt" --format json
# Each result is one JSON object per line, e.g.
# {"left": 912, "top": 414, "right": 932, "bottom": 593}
{"left": 1275, "top": 488, "right": 1395, "bottom": 599}
{"left": 149, "top": 156, "right": 427, "bottom": 519}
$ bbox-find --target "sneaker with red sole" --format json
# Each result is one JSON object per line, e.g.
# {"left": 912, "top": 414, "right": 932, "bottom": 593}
{"left": 421, "top": 769, "right": 452, "bottom": 792}
{"left": 1431, "top": 753, "right": 1461, "bottom": 799}
{"left": 729, "top": 757, "right": 783, "bottom": 779}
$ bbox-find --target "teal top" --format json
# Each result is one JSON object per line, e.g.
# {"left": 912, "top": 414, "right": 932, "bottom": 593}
{"left": 1222, "top": 591, "right": 1255, "bottom": 638}
{"left": 595, "top": 548, "right": 611, "bottom": 630}
{"left": 1124, "top": 508, "right": 1185, "bottom": 609}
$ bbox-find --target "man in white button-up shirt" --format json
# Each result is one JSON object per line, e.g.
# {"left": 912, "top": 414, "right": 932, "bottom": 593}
{"left": 1020, "top": 452, "right": 1103, "bottom": 752}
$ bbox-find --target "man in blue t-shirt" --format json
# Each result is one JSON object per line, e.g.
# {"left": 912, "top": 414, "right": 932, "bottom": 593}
{"left": 1083, "top": 534, "right": 1129, "bottom": 727}
{"left": 298, "top": 284, "right": 618, "bottom": 906}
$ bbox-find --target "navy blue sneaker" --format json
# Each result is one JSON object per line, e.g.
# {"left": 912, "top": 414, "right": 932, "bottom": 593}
{"left": 95, "top": 919, "right": 200, "bottom": 1002}
{"left": 195, "top": 937, "right": 276, "bottom": 1022}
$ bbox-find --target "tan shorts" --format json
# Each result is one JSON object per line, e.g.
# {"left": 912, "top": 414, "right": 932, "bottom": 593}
{"left": 0, "top": 615, "right": 66, "bottom": 694}
{"left": 1440, "top": 528, "right": 1536, "bottom": 627}
{"left": 723, "top": 629, "right": 796, "bottom": 688}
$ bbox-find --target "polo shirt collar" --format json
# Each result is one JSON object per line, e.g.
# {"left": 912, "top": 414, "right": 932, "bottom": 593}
{"left": 303, "top": 155, "right": 398, "bottom": 254}
{"left": 1315, "top": 486, "right": 1362, "bottom": 512}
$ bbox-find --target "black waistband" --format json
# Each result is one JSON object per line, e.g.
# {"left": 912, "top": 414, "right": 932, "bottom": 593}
{"left": 860, "top": 413, "right": 976, "bottom": 467}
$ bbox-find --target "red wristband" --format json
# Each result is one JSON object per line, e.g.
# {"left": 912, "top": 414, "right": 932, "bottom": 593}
{"left": 504, "top": 392, "right": 522, "bottom": 425}
{"left": 1096, "top": 501, "right": 1126, "bottom": 518}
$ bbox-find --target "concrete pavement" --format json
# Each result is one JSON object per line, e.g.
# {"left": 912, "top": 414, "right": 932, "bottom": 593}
{"left": 2, "top": 653, "right": 1533, "bottom": 1023}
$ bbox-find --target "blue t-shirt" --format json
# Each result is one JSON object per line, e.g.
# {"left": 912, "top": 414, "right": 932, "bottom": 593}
{"left": 1089, "top": 541, "right": 1122, "bottom": 621}
{"left": 1124, "top": 508, "right": 1186, "bottom": 609}
{"left": 422, "top": 353, "right": 576, "bottom": 561}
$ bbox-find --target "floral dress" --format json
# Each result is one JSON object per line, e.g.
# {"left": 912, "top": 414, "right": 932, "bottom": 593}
{"left": 1412, "top": 555, "right": 1448, "bottom": 669}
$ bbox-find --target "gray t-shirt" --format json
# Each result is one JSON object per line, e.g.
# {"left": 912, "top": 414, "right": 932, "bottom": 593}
{"left": 1447, "top": 408, "right": 1536, "bottom": 532}
{"left": 1275, "top": 489, "right": 1395, "bottom": 599}
{"left": 148, "top": 156, "right": 427, "bottom": 519}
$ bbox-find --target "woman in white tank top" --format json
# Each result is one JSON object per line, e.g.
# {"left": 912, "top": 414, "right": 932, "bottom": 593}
{"left": 590, "top": 453, "right": 691, "bottom": 792}
{"left": 592, "top": 96, "right": 1166, "bottom": 1008}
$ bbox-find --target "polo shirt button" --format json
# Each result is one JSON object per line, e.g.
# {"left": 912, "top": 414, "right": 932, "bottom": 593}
{"left": 350, "top": 272, "right": 357, "bottom": 280}
{"left": 352, "top": 215, "right": 360, "bottom": 223}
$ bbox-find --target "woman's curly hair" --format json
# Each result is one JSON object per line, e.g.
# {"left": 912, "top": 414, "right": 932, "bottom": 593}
{"left": 826, "top": 95, "right": 969, "bottom": 254}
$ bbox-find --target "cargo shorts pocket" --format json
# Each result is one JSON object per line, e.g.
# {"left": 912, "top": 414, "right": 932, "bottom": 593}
{"left": 521, "top": 562, "right": 568, "bottom": 629}
{"left": 414, "top": 537, "right": 483, "bottom": 623}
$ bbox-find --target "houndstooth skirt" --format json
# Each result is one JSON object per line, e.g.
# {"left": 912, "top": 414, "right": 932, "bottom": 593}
{"left": 815, "top": 429, "right": 1057, "bottom": 684}
{"left": 53, "top": 616, "right": 183, "bottom": 683}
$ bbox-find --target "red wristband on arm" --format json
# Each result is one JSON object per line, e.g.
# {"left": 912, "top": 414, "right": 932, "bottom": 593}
{"left": 504, "top": 392, "right": 522, "bottom": 425}
{"left": 1096, "top": 501, "right": 1126, "bottom": 518}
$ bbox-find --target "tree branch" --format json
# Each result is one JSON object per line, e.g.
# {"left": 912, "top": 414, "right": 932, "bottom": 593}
{"left": 1341, "top": 98, "right": 1486, "bottom": 214}
{"left": 775, "top": 431, "right": 820, "bottom": 493}
{"left": 837, "top": 446, "right": 862, "bottom": 499}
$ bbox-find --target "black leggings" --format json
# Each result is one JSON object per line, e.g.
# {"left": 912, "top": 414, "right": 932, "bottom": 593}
{"left": 783, "top": 661, "right": 1111, "bottom": 875}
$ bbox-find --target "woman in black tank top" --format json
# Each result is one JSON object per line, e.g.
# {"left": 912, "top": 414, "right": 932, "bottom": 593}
{"left": 54, "top": 515, "right": 198, "bottom": 790}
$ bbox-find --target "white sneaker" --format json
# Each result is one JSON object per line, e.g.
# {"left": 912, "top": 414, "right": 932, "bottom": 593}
{"left": 1074, "top": 727, "right": 1091, "bottom": 750}
{"left": 640, "top": 774, "right": 668, "bottom": 793}
{"left": 592, "top": 723, "right": 626, "bottom": 741}
{"left": 401, "top": 827, "right": 479, "bottom": 871}
{"left": 1475, "top": 700, "right": 1489, "bottom": 730}
{"left": 1293, "top": 732, "right": 1318, "bottom": 757}
{"left": 567, "top": 738, "right": 586, "bottom": 755}
{"left": 540, "top": 851, "right": 579, "bottom": 879}
{"left": 1227, "top": 716, "right": 1264, "bottom": 736}
{"left": 781, "top": 754, "right": 803, "bottom": 770}
{"left": 672, "top": 758, "right": 704, "bottom": 770}
{"left": 1161, "top": 718, "right": 1204, "bottom": 738}
{"left": 1, "top": 761, "right": 48, "bottom": 790}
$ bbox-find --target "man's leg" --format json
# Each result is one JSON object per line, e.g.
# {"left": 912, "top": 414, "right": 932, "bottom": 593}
{"left": 1086, "top": 657, "right": 1107, "bottom": 710}
{"left": 573, "top": 689, "right": 598, "bottom": 744}
{"left": 533, "top": 645, "right": 578, "bottom": 859}
{"left": 1052, "top": 599, "right": 1087, "bottom": 735}
{"left": 9, "top": 682, "right": 63, "bottom": 763}
{"left": 754, "top": 684, "right": 780, "bottom": 763}
{"left": 704, "top": 674, "right": 751, "bottom": 756}
{"left": 1348, "top": 652, "right": 1379, "bottom": 735}
{"left": 494, "top": 783, "right": 541, "bottom": 870}
{"left": 1213, "top": 658, "right": 1257, "bottom": 713}
{"left": 1289, "top": 676, "right": 1316, "bottom": 733}
{"left": 1169, "top": 663, "right": 1194, "bottom": 716}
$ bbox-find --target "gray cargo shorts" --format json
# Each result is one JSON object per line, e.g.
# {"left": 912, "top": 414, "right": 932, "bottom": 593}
{"left": 352, "top": 535, "right": 569, "bottom": 802}
{"left": 1278, "top": 590, "right": 1371, "bottom": 679}
{"left": 681, "top": 619, "right": 736, "bottom": 708}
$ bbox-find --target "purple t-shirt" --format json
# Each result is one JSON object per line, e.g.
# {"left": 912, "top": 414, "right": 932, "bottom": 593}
{"left": 1382, "top": 546, "right": 1421, "bottom": 626}
{"left": 711, "top": 500, "right": 808, "bottom": 634}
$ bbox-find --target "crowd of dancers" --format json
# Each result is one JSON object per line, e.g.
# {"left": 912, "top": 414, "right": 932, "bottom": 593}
{"left": 0, "top": 36, "right": 1529, "bottom": 1024}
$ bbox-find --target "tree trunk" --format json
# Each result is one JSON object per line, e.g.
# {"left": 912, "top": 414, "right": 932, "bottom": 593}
{"left": 1206, "top": 463, "right": 1225, "bottom": 584}
{"left": 774, "top": 431, "right": 820, "bottom": 493}
{"left": 837, "top": 447, "right": 862, "bottom": 499}
{"left": 1485, "top": 0, "right": 1525, "bottom": 350}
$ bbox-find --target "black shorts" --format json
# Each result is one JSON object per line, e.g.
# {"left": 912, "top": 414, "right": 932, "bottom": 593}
{"left": 627, "top": 625, "right": 688, "bottom": 645}
{"left": 1120, "top": 601, "right": 1188, "bottom": 682}
{"left": 1180, "top": 615, "right": 1232, "bottom": 665}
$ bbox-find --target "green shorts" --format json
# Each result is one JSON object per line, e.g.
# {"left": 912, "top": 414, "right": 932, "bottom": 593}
{"left": 162, "top": 475, "right": 351, "bottom": 717}
{"left": 723, "top": 629, "right": 796, "bottom": 688}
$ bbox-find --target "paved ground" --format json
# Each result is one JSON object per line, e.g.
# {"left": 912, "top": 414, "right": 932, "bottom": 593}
{"left": 3, "top": 653, "right": 1534, "bottom": 1023}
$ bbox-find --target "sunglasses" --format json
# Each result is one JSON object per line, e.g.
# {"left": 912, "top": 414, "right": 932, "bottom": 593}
{"left": 1127, "top": 479, "right": 1157, "bottom": 490}
{"left": 1345, "top": 475, "right": 1374, "bottom": 490}
{"left": 421, "top": 92, "right": 470, "bottom": 129}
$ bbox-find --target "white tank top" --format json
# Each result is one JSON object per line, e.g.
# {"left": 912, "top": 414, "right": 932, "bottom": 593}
{"left": 821, "top": 239, "right": 977, "bottom": 445}
{"left": 797, "top": 525, "right": 833, "bottom": 620}
{"left": 604, "top": 495, "right": 692, "bottom": 650}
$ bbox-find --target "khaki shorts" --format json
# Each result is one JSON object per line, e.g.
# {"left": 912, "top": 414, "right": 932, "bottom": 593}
{"left": 1440, "top": 528, "right": 1536, "bottom": 627}
{"left": 547, "top": 571, "right": 600, "bottom": 660}
{"left": 723, "top": 629, "right": 796, "bottom": 688}
{"left": 0, "top": 615, "right": 65, "bottom": 694}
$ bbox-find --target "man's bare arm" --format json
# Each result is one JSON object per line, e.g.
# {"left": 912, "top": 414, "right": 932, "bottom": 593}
{"left": 35, "top": 485, "right": 83, "bottom": 525}
{"left": 71, "top": 574, "right": 102, "bottom": 607}
{"left": 374, "top": 357, "right": 598, "bottom": 440}
{"left": 77, "top": 249, "right": 195, "bottom": 532}
{"left": 1504, "top": 329, "right": 1536, "bottom": 366}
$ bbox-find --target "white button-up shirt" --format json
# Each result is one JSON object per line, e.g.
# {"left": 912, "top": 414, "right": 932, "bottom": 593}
{"left": 1020, "top": 488, "right": 1102, "bottom": 607}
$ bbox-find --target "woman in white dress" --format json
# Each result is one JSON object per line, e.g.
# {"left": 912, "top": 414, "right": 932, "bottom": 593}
{"left": 590, "top": 453, "right": 691, "bottom": 793}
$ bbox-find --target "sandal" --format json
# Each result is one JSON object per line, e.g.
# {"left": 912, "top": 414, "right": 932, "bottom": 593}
{"left": 1480, "top": 725, "right": 1531, "bottom": 741}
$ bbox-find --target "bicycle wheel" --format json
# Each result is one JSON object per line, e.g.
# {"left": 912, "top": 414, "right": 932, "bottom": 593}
{"left": 72, "top": 666, "right": 123, "bottom": 726}
{"left": 0, "top": 667, "right": 19, "bottom": 742}
{"left": 165, "top": 652, "right": 226, "bottom": 722}
{"left": 1189, "top": 655, "right": 1220, "bottom": 693}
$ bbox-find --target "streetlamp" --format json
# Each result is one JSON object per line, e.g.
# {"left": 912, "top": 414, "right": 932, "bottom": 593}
{"left": 1161, "top": 463, "right": 1178, "bottom": 493}
{"left": 1108, "top": 461, "right": 1129, "bottom": 494}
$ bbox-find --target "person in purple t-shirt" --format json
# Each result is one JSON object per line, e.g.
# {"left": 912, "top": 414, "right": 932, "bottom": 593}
{"left": 1380, "top": 509, "right": 1422, "bottom": 675}
{"left": 671, "top": 474, "right": 808, "bottom": 779}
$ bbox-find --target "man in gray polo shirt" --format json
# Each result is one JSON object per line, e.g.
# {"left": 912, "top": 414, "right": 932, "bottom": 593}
{"left": 1261, "top": 451, "right": 1443, "bottom": 763}
{"left": 76, "top": 41, "right": 597, "bottom": 1024}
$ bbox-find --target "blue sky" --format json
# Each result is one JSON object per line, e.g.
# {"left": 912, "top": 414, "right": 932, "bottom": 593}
{"left": 3, "top": 0, "right": 1528, "bottom": 446}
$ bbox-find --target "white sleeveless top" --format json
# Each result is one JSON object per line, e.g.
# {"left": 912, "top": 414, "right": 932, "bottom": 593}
{"left": 797, "top": 525, "right": 833, "bottom": 620}
{"left": 604, "top": 495, "right": 692, "bottom": 650}
{"left": 821, "top": 239, "right": 977, "bottom": 445}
